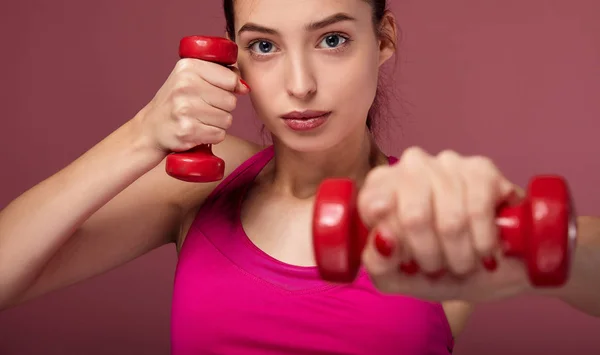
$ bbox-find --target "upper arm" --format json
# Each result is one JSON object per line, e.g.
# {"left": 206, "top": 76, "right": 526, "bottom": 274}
{"left": 13, "top": 134, "right": 261, "bottom": 306}
{"left": 442, "top": 300, "right": 475, "bottom": 340}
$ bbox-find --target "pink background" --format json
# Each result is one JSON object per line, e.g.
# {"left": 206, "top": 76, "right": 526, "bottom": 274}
{"left": 1, "top": 0, "right": 599, "bottom": 354}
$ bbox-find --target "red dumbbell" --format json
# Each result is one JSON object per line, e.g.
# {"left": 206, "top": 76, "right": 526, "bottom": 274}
{"left": 165, "top": 36, "right": 239, "bottom": 183}
{"left": 312, "top": 175, "right": 577, "bottom": 287}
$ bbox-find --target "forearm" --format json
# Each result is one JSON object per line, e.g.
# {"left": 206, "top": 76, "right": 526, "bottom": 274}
{"left": 543, "top": 216, "right": 600, "bottom": 317}
{"left": 0, "top": 116, "right": 164, "bottom": 306}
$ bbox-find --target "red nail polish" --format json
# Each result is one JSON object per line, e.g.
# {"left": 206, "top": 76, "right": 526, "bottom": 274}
{"left": 482, "top": 256, "right": 497, "bottom": 271}
{"left": 240, "top": 79, "right": 251, "bottom": 91}
{"left": 374, "top": 233, "right": 394, "bottom": 257}
{"left": 399, "top": 260, "right": 419, "bottom": 275}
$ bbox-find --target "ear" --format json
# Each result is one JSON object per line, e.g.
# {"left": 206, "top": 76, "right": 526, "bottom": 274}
{"left": 377, "top": 10, "right": 398, "bottom": 67}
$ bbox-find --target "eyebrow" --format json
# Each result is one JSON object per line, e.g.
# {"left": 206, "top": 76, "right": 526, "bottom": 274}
{"left": 237, "top": 12, "right": 356, "bottom": 37}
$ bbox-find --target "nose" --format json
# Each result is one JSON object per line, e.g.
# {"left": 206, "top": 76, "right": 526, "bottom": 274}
{"left": 284, "top": 53, "right": 317, "bottom": 100}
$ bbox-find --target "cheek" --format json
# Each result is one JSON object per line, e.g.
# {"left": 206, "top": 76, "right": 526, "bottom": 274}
{"left": 322, "top": 52, "right": 380, "bottom": 118}
{"left": 237, "top": 63, "right": 278, "bottom": 115}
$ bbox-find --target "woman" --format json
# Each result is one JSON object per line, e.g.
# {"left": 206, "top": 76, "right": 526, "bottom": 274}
{"left": 0, "top": 0, "right": 599, "bottom": 354}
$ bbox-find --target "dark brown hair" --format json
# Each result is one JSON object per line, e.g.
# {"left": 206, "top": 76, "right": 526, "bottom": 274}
{"left": 223, "top": 0, "right": 398, "bottom": 136}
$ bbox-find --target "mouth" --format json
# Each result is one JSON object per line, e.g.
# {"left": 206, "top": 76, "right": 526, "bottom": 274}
{"left": 281, "top": 110, "right": 331, "bottom": 120}
{"left": 280, "top": 110, "right": 331, "bottom": 132}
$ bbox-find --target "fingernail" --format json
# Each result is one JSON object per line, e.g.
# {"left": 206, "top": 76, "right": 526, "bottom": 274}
{"left": 240, "top": 79, "right": 251, "bottom": 92}
{"left": 399, "top": 259, "right": 419, "bottom": 275}
{"left": 374, "top": 232, "right": 395, "bottom": 258}
{"left": 482, "top": 256, "right": 498, "bottom": 271}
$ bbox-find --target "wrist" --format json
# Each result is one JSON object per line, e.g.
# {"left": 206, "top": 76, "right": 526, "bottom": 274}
{"left": 89, "top": 114, "right": 168, "bottom": 179}
{"left": 533, "top": 216, "right": 600, "bottom": 311}
{"left": 125, "top": 108, "right": 167, "bottom": 163}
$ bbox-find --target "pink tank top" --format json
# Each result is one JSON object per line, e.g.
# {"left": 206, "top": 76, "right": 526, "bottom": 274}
{"left": 171, "top": 145, "right": 454, "bottom": 354}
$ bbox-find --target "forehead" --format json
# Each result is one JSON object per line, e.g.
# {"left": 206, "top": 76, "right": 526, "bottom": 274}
{"left": 234, "top": 0, "right": 372, "bottom": 27}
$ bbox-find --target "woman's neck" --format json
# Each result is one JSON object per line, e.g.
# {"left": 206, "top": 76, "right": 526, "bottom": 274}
{"left": 267, "top": 129, "right": 388, "bottom": 199}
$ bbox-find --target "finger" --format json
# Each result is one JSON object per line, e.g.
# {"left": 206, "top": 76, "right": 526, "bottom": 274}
{"left": 194, "top": 123, "right": 227, "bottom": 145}
{"left": 371, "top": 199, "right": 408, "bottom": 262}
{"left": 172, "top": 98, "right": 233, "bottom": 131}
{"left": 360, "top": 167, "right": 407, "bottom": 276}
{"left": 434, "top": 150, "right": 477, "bottom": 276}
{"left": 461, "top": 156, "right": 515, "bottom": 268}
{"left": 195, "top": 104, "right": 234, "bottom": 131}
{"left": 367, "top": 190, "right": 420, "bottom": 275}
{"left": 357, "top": 166, "right": 396, "bottom": 229}
{"left": 200, "top": 62, "right": 249, "bottom": 94}
{"left": 229, "top": 66, "right": 251, "bottom": 94}
{"left": 169, "top": 116, "right": 226, "bottom": 149}
{"left": 394, "top": 148, "right": 443, "bottom": 274}
{"left": 198, "top": 83, "right": 238, "bottom": 113}
{"left": 362, "top": 225, "right": 405, "bottom": 294}
{"left": 179, "top": 58, "right": 249, "bottom": 94}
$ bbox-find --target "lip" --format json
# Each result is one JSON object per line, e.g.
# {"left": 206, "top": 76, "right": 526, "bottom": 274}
{"left": 280, "top": 110, "right": 331, "bottom": 132}
{"left": 281, "top": 110, "right": 331, "bottom": 120}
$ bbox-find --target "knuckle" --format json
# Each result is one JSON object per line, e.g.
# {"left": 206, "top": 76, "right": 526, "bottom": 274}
{"left": 403, "top": 146, "right": 426, "bottom": 157}
{"left": 203, "top": 126, "right": 226, "bottom": 143}
{"left": 467, "top": 208, "right": 488, "bottom": 225}
{"left": 225, "top": 71, "right": 239, "bottom": 91}
{"left": 400, "top": 146, "right": 430, "bottom": 171}
{"left": 172, "top": 100, "right": 192, "bottom": 118}
{"left": 224, "top": 93, "right": 237, "bottom": 111}
{"left": 364, "top": 168, "right": 396, "bottom": 197}
{"left": 467, "top": 196, "right": 492, "bottom": 220}
{"left": 175, "top": 58, "right": 194, "bottom": 72}
{"left": 437, "top": 212, "right": 467, "bottom": 237}
{"left": 437, "top": 149, "right": 460, "bottom": 161}
{"left": 215, "top": 128, "right": 226, "bottom": 141}
{"left": 173, "top": 119, "right": 195, "bottom": 141}
{"left": 365, "top": 165, "right": 389, "bottom": 185}
{"left": 400, "top": 208, "right": 431, "bottom": 231}
{"left": 467, "top": 155, "right": 497, "bottom": 174}
{"left": 437, "top": 150, "right": 463, "bottom": 169}
{"left": 173, "top": 73, "right": 195, "bottom": 94}
{"left": 402, "top": 146, "right": 427, "bottom": 161}
{"left": 221, "top": 113, "right": 234, "bottom": 129}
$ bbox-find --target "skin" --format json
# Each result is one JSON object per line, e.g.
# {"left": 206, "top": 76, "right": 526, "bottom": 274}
{"left": 0, "top": 0, "right": 599, "bottom": 348}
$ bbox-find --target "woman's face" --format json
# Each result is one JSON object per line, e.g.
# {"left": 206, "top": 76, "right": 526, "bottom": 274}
{"left": 233, "top": 0, "right": 395, "bottom": 152}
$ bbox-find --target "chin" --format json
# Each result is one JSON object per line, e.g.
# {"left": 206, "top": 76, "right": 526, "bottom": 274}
{"left": 279, "top": 136, "right": 339, "bottom": 153}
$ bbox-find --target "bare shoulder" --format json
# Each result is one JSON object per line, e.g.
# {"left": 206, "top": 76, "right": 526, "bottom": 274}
{"left": 442, "top": 300, "right": 475, "bottom": 339}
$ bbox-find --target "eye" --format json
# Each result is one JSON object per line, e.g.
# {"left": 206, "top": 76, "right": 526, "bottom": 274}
{"left": 318, "top": 34, "right": 348, "bottom": 49}
{"left": 249, "top": 40, "right": 275, "bottom": 54}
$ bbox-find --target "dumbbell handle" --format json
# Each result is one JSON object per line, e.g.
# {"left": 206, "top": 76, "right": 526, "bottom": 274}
{"left": 312, "top": 175, "right": 577, "bottom": 287}
{"left": 165, "top": 36, "right": 238, "bottom": 183}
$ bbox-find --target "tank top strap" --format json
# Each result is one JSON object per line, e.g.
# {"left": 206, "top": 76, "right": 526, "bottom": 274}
{"left": 203, "top": 144, "right": 275, "bottom": 203}
{"left": 205, "top": 146, "right": 396, "bottom": 203}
